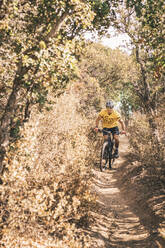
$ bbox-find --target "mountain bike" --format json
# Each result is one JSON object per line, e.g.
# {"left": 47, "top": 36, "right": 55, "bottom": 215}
{"left": 99, "top": 129, "right": 116, "bottom": 172}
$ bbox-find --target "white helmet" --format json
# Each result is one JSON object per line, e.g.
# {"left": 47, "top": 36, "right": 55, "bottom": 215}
{"left": 106, "top": 100, "right": 114, "bottom": 108}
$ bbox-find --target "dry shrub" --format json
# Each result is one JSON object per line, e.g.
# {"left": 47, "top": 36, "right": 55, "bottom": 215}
{"left": 127, "top": 112, "right": 165, "bottom": 236}
{"left": 73, "top": 72, "right": 105, "bottom": 116}
{"left": 0, "top": 89, "right": 100, "bottom": 247}
{"left": 128, "top": 112, "right": 164, "bottom": 166}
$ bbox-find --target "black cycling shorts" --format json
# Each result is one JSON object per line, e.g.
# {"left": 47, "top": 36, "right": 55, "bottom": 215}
{"left": 103, "top": 126, "right": 119, "bottom": 136}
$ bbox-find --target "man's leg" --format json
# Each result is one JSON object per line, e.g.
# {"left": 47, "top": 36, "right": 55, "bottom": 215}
{"left": 102, "top": 128, "right": 109, "bottom": 142}
{"left": 103, "top": 135, "right": 108, "bottom": 142}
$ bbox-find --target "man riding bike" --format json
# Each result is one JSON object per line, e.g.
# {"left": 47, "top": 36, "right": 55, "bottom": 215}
{"left": 94, "top": 100, "right": 126, "bottom": 158}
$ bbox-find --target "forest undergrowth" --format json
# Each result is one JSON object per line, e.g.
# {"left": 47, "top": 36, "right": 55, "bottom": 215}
{"left": 0, "top": 78, "right": 104, "bottom": 248}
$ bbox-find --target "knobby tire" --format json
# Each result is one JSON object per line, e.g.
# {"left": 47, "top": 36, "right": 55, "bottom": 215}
{"left": 100, "top": 141, "right": 109, "bottom": 172}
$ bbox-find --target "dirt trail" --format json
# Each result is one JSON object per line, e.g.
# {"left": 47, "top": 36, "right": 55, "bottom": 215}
{"left": 85, "top": 136, "right": 164, "bottom": 248}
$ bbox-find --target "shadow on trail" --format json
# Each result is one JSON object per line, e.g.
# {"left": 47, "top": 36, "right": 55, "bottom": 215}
{"left": 85, "top": 151, "right": 165, "bottom": 248}
{"left": 114, "top": 153, "right": 165, "bottom": 248}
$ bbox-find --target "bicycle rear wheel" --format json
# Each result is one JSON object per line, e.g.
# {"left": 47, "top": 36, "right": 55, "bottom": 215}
{"left": 100, "top": 141, "right": 109, "bottom": 172}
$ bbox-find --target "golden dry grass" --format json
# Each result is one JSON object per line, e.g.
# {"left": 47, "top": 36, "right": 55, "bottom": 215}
{"left": 0, "top": 82, "right": 103, "bottom": 247}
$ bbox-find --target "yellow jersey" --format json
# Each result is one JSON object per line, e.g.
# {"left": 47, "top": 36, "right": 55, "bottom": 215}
{"left": 99, "top": 109, "right": 121, "bottom": 128}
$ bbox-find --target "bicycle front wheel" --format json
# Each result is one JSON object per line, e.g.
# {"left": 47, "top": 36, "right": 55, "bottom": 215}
{"left": 100, "top": 141, "right": 109, "bottom": 172}
{"left": 109, "top": 151, "right": 115, "bottom": 169}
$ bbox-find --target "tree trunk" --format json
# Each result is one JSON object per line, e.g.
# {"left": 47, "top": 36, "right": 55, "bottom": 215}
{"left": 134, "top": 47, "right": 161, "bottom": 143}
{"left": 0, "top": 62, "right": 27, "bottom": 173}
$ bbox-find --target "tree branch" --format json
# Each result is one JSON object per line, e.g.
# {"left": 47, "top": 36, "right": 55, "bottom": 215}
{"left": 47, "top": 10, "right": 69, "bottom": 40}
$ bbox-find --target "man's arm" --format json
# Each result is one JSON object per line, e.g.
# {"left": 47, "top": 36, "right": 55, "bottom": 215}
{"left": 96, "top": 115, "right": 102, "bottom": 127}
{"left": 95, "top": 115, "right": 102, "bottom": 132}
{"left": 119, "top": 119, "right": 126, "bottom": 134}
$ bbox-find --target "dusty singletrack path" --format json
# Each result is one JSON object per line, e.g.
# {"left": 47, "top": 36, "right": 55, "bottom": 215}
{"left": 85, "top": 136, "right": 164, "bottom": 248}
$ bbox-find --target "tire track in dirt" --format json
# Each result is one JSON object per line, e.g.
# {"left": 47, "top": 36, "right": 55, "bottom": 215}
{"left": 85, "top": 136, "right": 163, "bottom": 248}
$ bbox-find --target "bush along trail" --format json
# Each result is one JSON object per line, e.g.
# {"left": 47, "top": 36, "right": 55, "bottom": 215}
{"left": 86, "top": 135, "right": 165, "bottom": 248}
